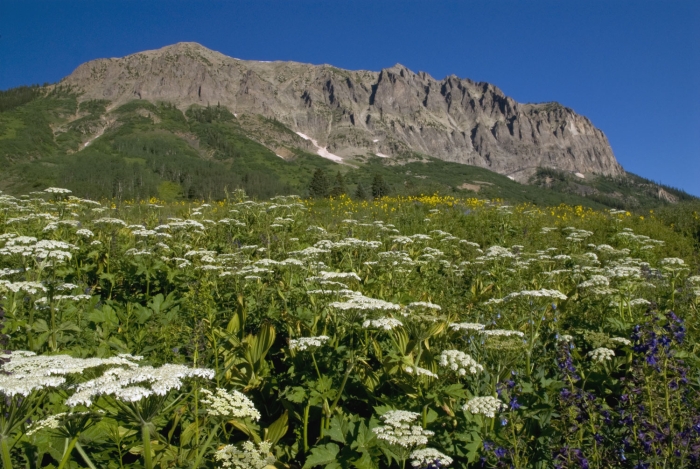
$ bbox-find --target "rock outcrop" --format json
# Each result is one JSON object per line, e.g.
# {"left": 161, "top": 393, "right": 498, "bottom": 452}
{"left": 61, "top": 42, "right": 624, "bottom": 181}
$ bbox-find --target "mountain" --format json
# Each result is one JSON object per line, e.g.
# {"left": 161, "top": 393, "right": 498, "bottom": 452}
{"left": 61, "top": 42, "right": 622, "bottom": 182}
{"left": 0, "top": 43, "right": 694, "bottom": 209}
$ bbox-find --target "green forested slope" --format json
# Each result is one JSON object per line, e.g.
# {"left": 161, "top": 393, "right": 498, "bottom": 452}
{"left": 0, "top": 86, "right": 695, "bottom": 212}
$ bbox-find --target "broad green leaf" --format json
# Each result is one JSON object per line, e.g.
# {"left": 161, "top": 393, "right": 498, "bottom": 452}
{"left": 302, "top": 443, "right": 340, "bottom": 468}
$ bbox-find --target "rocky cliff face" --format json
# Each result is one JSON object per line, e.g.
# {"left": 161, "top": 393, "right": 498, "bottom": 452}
{"left": 61, "top": 42, "right": 624, "bottom": 181}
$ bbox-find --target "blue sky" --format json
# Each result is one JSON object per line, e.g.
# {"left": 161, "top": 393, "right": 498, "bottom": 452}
{"left": 2, "top": 1, "right": 699, "bottom": 195}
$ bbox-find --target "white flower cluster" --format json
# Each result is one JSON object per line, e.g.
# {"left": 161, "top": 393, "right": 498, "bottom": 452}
{"left": 44, "top": 187, "right": 72, "bottom": 194}
{"left": 660, "top": 257, "right": 685, "bottom": 266}
{"left": 481, "top": 245, "right": 515, "bottom": 259}
{"left": 200, "top": 388, "right": 260, "bottom": 420}
{"left": 481, "top": 329, "right": 525, "bottom": 338}
{"left": 410, "top": 448, "right": 453, "bottom": 468}
{"left": 26, "top": 412, "right": 66, "bottom": 435}
{"left": 438, "top": 350, "right": 483, "bottom": 375}
{"left": 462, "top": 396, "right": 506, "bottom": 418}
{"left": 362, "top": 317, "right": 403, "bottom": 330}
{"left": 0, "top": 281, "right": 46, "bottom": 295}
{"left": 93, "top": 217, "right": 127, "bottom": 227}
{"left": 449, "top": 322, "right": 485, "bottom": 332}
{"left": 310, "top": 271, "right": 361, "bottom": 282}
{"left": 0, "top": 352, "right": 142, "bottom": 397}
{"left": 588, "top": 347, "right": 615, "bottom": 363}
{"left": 407, "top": 302, "right": 441, "bottom": 311}
{"left": 214, "top": 441, "right": 276, "bottom": 469}
{"left": 578, "top": 275, "right": 610, "bottom": 288}
{"left": 373, "top": 410, "right": 434, "bottom": 448}
{"left": 26, "top": 411, "right": 92, "bottom": 436}
{"left": 329, "top": 294, "right": 401, "bottom": 312}
{"left": 289, "top": 336, "right": 330, "bottom": 351}
{"left": 503, "top": 289, "right": 567, "bottom": 302}
{"left": 404, "top": 366, "right": 439, "bottom": 379}
{"left": 610, "top": 337, "right": 632, "bottom": 346}
{"left": 67, "top": 364, "right": 214, "bottom": 406}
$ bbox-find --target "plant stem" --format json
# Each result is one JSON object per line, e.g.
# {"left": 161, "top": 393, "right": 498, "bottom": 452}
{"left": 0, "top": 437, "right": 13, "bottom": 469}
{"left": 303, "top": 404, "right": 310, "bottom": 453}
{"left": 191, "top": 425, "right": 219, "bottom": 469}
{"left": 329, "top": 357, "right": 355, "bottom": 414}
{"left": 75, "top": 442, "right": 97, "bottom": 469}
{"left": 57, "top": 437, "right": 79, "bottom": 469}
{"left": 142, "top": 423, "right": 153, "bottom": 469}
{"left": 311, "top": 352, "right": 321, "bottom": 379}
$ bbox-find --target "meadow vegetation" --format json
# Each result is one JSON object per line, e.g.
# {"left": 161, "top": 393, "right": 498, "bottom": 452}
{"left": 1, "top": 187, "right": 699, "bottom": 468}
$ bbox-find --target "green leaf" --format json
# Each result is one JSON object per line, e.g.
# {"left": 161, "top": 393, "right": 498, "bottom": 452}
{"left": 248, "top": 322, "right": 276, "bottom": 364}
{"left": 303, "top": 443, "right": 340, "bottom": 468}
{"left": 264, "top": 411, "right": 288, "bottom": 446}
{"left": 327, "top": 415, "right": 351, "bottom": 444}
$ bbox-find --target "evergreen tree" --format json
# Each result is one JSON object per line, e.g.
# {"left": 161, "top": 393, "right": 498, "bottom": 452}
{"left": 371, "top": 174, "right": 390, "bottom": 199}
{"left": 309, "top": 168, "right": 330, "bottom": 198}
{"left": 329, "top": 171, "right": 347, "bottom": 198}
{"left": 355, "top": 181, "right": 368, "bottom": 200}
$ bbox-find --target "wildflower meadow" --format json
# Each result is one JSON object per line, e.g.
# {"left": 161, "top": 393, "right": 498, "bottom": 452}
{"left": 0, "top": 188, "right": 699, "bottom": 468}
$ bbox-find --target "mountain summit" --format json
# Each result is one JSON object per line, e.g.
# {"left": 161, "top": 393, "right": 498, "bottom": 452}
{"left": 60, "top": 42, "right": 623, "bottom": 181}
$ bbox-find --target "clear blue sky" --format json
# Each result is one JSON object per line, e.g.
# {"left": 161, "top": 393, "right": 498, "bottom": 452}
{"left": 2, "top": 1, "right": 699, "bottom": 195}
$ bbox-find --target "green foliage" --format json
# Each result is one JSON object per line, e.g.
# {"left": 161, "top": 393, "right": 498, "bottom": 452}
{"left": 0, "top": 190, "right": 699, "bottom": 468}
{"left": 0, "top": 95, "right": 695, "bottom": 215}
{"left": 355, "top": 181, "right": 368, "bottom": 200}
{"left": 0, "top": 84, "right": 43, "bottom": 112}
{"left": 371, "top": 173, "right": 390, "bottom": 199}
{"left": 329, "top": 171, "right": 347, "bottom": 198}
{"left": 309, "top": 168, "right": 330, "bottom": 198}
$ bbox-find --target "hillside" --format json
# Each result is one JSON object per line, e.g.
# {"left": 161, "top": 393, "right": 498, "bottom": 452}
{"left": 0, "top": 44, "right": 695, "bottom": 210}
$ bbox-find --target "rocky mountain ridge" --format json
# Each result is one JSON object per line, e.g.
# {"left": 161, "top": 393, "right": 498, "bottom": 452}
{"left": 60, "top": 42, "right": 624, "bottom": 181}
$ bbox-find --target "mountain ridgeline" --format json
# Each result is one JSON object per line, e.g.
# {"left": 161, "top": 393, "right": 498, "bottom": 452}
{"left": 0, "top": 42, "right": 694, "bottom": 210}
{"left": 62, "top": 42, "right": 622, "bottom": 181}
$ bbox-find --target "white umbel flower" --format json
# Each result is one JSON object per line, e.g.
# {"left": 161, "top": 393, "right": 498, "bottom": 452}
{"left": 503, "top": 289, "right": 567, "bottom": 302}
{"left": 289, "top": 336, "right": 330, "bottom": 351}
{"left": 410, "top": 448, "right": 453, "bottom": 467}
{"left": 449, "top": 322, "right": 485, "bottom": 332}
{"left": 463, "top": 396, "right": 506, "bottom": 418}
{"left": 67, "top": 364, "right": 214, "bottom": 406}
{"left": 0, "top": 352, "right": 141, "bottom": 397}
{"left": 200, "top": 388, "right": 260, "bottom": 420}
{"left": 438, "top": 350, "right": 483, "bottom": 375}
{"left": 373, "top": 410, "right": 434, "bottom": 448}
{"left": 610, "top": 337, "right": 632, "bottom": 346}
{"left": 660, "top": 257, "right": 685, "bottom": 266}
{"left": 404, "top": 366, "right": 438, "bottom": 379}
{"left": 588, "top": 347, "right": 615, "bottom": 363}
{"left": 214, "top": 441, "right": 275, "bottom": 469}
{"left": 330, "top": 294, "right": 401, "bottom": 311}
{"left": 578, "top": 275, "right": 610, "bottom": 288}
{"left": 26, "top": 412, "right": 65, "bottom": 435}
{"left": 44, "top": 187, "right": 72, "bottom": 194}
{"left": 481, "top": 329, "right": 525, "bottom": 338}
{"left": 407, "top": 302, "right": 442, "bottom": 311}
{"left": 362, "top": 317, "right": 403, "bottom": 330}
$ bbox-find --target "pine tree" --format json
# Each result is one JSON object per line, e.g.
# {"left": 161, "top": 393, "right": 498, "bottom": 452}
{"left": 309, "top": 169, "right": 330, "bottom": 198}
{"left": 371, "top": 174, "right": 389, "bottom": 199}
{"left": 355, "top": 182, "right": 368, "bottom": 200}
{"left": 329, "top": 171, "right": 347, "bottom": 198}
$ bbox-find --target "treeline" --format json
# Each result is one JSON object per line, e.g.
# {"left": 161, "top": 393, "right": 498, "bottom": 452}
{"left": 308, "top": 168, "right": 390, "bottom": 199}
{"left": 0, "top": 85, "right": 44, "bottom": 112}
